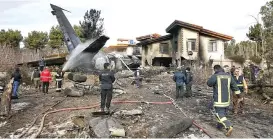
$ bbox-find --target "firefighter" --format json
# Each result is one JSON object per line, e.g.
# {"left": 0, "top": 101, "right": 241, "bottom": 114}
{"left": 99, "top": 63, "right": 116, "bottom": 113}
{"left": 232, "top": 68, "right": 248, "bottom": 114}
{"left": 207, "top": 65, "right": 242, "bottom": 136}
{"left": 173, "top": 67, "right": 186, "bottom": 99}
{"left": 185, "top": 67, "right": 193, "bottom": 97}
{"left": 40, "top": 67, "right": 52, "bottom": 94}
{"left": 31, "top": 67, "right": 41, "bottom": 91}
{"left": 55, "top": 69, "right": 64, "bottom": 92}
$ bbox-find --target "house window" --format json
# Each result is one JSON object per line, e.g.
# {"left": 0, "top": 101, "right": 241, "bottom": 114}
{"left": 133, "top": 47, "right": 141, "bottom": 55}
{"left": 186, "top": 39, "right": 196, "bottom": 51}
{"left": 208, "top": 40, "right": 217, "bottom": 52}
{"left": 160, "top": 42, "right": 169, "bottom": 54}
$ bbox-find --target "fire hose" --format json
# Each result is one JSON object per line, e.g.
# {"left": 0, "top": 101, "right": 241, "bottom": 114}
{"left": 163, "top": 93, "right": 212, "bottom": 138}
{"left": 32, "top": 100, "right": 173, "bottom": 138}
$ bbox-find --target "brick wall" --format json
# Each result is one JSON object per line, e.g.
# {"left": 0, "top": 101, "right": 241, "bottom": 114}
{"left": 0, "top": 45, "right": 68, "bottom": 72}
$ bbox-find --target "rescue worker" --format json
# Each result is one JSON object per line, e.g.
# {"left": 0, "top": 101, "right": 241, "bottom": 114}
{"left": 173, "top": 67, "right": 186, "bottom": 99}
{"left": 185, "top": 67, "right": 193, "bottom": 97}
{"left": 31, "top": 67, "right": 41, "bottom": 91}
{"left": 55, "top": 69, "right": 64, "bottom": 92}
{"left": 40, "top": 67, "right": 52, "bottom": 94}
{"left": 11, "top": 67, "right": 22, "bottom": 99}
{"left": 207, "top": 65, "right": 242, "bottom": 136}
{"left": 99, "top": 63, "right": 115, "bottom": 113}
{"left": 232, "top": 68, "right": 248, "bottom": 114}
{"left": 134, "top": 67, "right": 142, "bottom": 88}
{"left": 39, "top": 57, "right": 46, "bottom": 72}
{"left": 223, "top": 65, "right": 230, "bottom": 74}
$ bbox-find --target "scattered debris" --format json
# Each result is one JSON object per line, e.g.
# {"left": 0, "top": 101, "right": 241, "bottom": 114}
{"left": 64, "top": 87, "right": 84, "bottom": 97}
{"left": 114, "top": 109, "right": 143, "bottom": 116}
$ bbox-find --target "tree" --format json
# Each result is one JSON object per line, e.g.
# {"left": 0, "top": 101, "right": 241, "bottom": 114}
{"left": 24, "top": 31, "right": 48, "bottom": 52}
{"left": 0, "top": 29, "right": 23, "bottom": 47}
{"left": 48, "top": 26, "right": 64, "bottom": 49}
{"left": 79, "top": 9, "right": 104, "bottom": 40}
{"left": 73, "top": 25, "right": 85, "bottom": 42}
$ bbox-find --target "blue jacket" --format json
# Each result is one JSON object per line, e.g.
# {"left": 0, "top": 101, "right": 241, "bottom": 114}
{"left": 207, "top": 70, "right": 241, "bottom": 108}
{"left": 173, "top": 71, "right": 186, "bottom": 86}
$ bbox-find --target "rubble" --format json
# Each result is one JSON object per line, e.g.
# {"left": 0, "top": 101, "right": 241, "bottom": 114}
{"left": 114, "top": 109, "right": 143, "bottom": 116}
{"left": 67, "top": 73, "right": 87, "bottom": 82}
{"left": 89, "top": 117, "right": 125, "bottom": 137}
{"left": 149, "top": 118, "right": 193, "bottom": 138}
{"left": 64, "top": 87, "right": 84, "bottom": 97}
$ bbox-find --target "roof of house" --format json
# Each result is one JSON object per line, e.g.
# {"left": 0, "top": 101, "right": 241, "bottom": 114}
{"left": 166, "top": 20, "right": 233, "bottom": 41}
{"left": 136, "top": 33, "right": 162, "bottom": 41}
{"left": 137, "top": 34, "right": 172, "bottom": 46}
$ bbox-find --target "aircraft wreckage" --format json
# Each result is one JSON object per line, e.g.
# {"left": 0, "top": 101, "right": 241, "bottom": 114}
{"left": 50, "top": 4, "right": 140, "bottom": 72}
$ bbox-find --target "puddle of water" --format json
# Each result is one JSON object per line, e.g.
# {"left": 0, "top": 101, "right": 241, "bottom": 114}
{"left": 11, "top": 102, "right": 30, "bottom": 111}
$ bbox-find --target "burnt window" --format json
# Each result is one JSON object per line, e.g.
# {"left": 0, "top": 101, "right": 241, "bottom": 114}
{"left": 187, "top": 39, "right": 196, "bottom": 51}
{"left": 208, "top": 40, "right": 217, "bottom": 52}
{"left": 133, "top": 47, "right": 141, "bottom": 55}
{"left": 160, "top": 42, "right": 169, "bottom": 54}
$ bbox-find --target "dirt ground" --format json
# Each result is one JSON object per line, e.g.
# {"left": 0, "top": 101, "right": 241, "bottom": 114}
{"left": 0, "top": 72, "right": 273, "bottom": 138}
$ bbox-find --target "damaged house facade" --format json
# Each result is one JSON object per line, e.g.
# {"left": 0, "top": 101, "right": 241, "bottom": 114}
{"left": 136, "top": 20, "right": 233, "bottom": 67}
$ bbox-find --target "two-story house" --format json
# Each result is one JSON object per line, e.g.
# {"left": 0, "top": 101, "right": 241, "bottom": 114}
{"left": 137, "top": 20, "right": 233, "bottom": 67}
{"left": 104, "top": 38, "right": 142, "bottom": 57}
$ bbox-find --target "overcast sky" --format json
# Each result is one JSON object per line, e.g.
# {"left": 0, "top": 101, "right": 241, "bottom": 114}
{"left": 0, "top": 0, "right": 269, "bottom": 46}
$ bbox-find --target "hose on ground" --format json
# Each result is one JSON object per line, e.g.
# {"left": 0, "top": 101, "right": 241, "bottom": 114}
{"left": 163, "top": 91, "right": 212, "bottom": 138}
{"left": 33, "top": 100, "right": 173, "bottom": 138}
{"left": 18, "top": 97, "right": 67, "bottom": 138}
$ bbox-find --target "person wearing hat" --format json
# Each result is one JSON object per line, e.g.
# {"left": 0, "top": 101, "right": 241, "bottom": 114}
{"left": 99, "top": 63, "right": 116, "bottom": 113}
{"left": 31, "top": 67, "right": 41, "bottom": 91}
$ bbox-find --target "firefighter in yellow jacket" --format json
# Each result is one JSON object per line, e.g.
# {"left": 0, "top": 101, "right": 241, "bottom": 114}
{"left": 207, "top": 65, "right": 242, "bottom": 136}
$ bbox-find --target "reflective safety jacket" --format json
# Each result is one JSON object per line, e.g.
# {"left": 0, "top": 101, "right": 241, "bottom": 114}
{"left": 207, "top": 71, "right": 241, "bottom": 107}
{"left": 40, "top": 69, "right": 52, "bottom": 82}
{"left": 233, "top": 75, "right": 244, "bottom": 92}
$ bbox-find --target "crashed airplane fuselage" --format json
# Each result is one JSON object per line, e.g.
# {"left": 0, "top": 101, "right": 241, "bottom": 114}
{"left": 50, "top": 4, "right": 140, "bottom": 71}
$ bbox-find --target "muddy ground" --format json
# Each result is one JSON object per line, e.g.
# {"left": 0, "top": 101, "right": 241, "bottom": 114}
{"left": 0, "top": 72, "right": 273, "bottom": 138}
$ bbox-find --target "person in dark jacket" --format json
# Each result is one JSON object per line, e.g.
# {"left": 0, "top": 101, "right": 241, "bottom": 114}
{"left": 185, "top": 67, "right": 193, "bottom": 97}
{"left": 11, "top": 67, "right": 22, "bottom": 99}
{"left": 31, "top": 67, "right": 41, "bottom": 91}
{"left": 207, "top": 65, "right": 242, "bottom": 137}
{"left": 99, "top": 63, "right": 116, "bottom": 113}
{"left": 55, "top": 69, "right": 64, "bottom": 92}
{"left": 232, "top": 68, "right": 248, "bottom": 114}
{"left": 134, "top": 68, "right": 142, "bottom": 88}
{"left": 173, "top": 67, "right": 186, "bottom": 99}
{"left": 39, "top": 57, "right": 45, "bottom": 72}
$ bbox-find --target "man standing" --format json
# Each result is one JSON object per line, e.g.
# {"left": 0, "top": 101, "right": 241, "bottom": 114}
{"left": 230, "top": 66, "right": 235, "bottom": 76}
{"left": 134, "top": 67, "right": 142, "bottom": 88}
{"left": 207, "top": 65, "right": 242, "bottom": 136}
{"left": 31, "top": 67, "right": 41, "bottom": 91}
{"left": 173, "top": 67, "right": 186, "bottom": 99}
{"left": 40, "top": 67, "right": 52, "bottom": 94}
{"left": 39, "top": 57, "right": 46, "bottom": 72}
{"left": 232, "top": 68, "right": 248, "bottom": 115}
{"left": 11, "top": 67, "right": 22, "bottom": 99}
{"left": 185, "top": 67, "right": 193, "bottom": 97}
{"left": 99, "top": 63, "right": 115, "bottom": 113}
{"left": 55, "top": 69, "right": 64, "bottom": 92}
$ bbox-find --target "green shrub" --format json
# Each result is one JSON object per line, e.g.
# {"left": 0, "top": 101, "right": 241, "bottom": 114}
{"left": 228, "top": 55, "right": 246, "bottom": 64}
{"left": 250, "top": 56, "right": 262, "bottom": 64}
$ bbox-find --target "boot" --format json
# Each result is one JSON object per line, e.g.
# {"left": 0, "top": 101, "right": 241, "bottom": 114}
{"left": 226, "top": 126, "right": 233, "bottom": 137}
